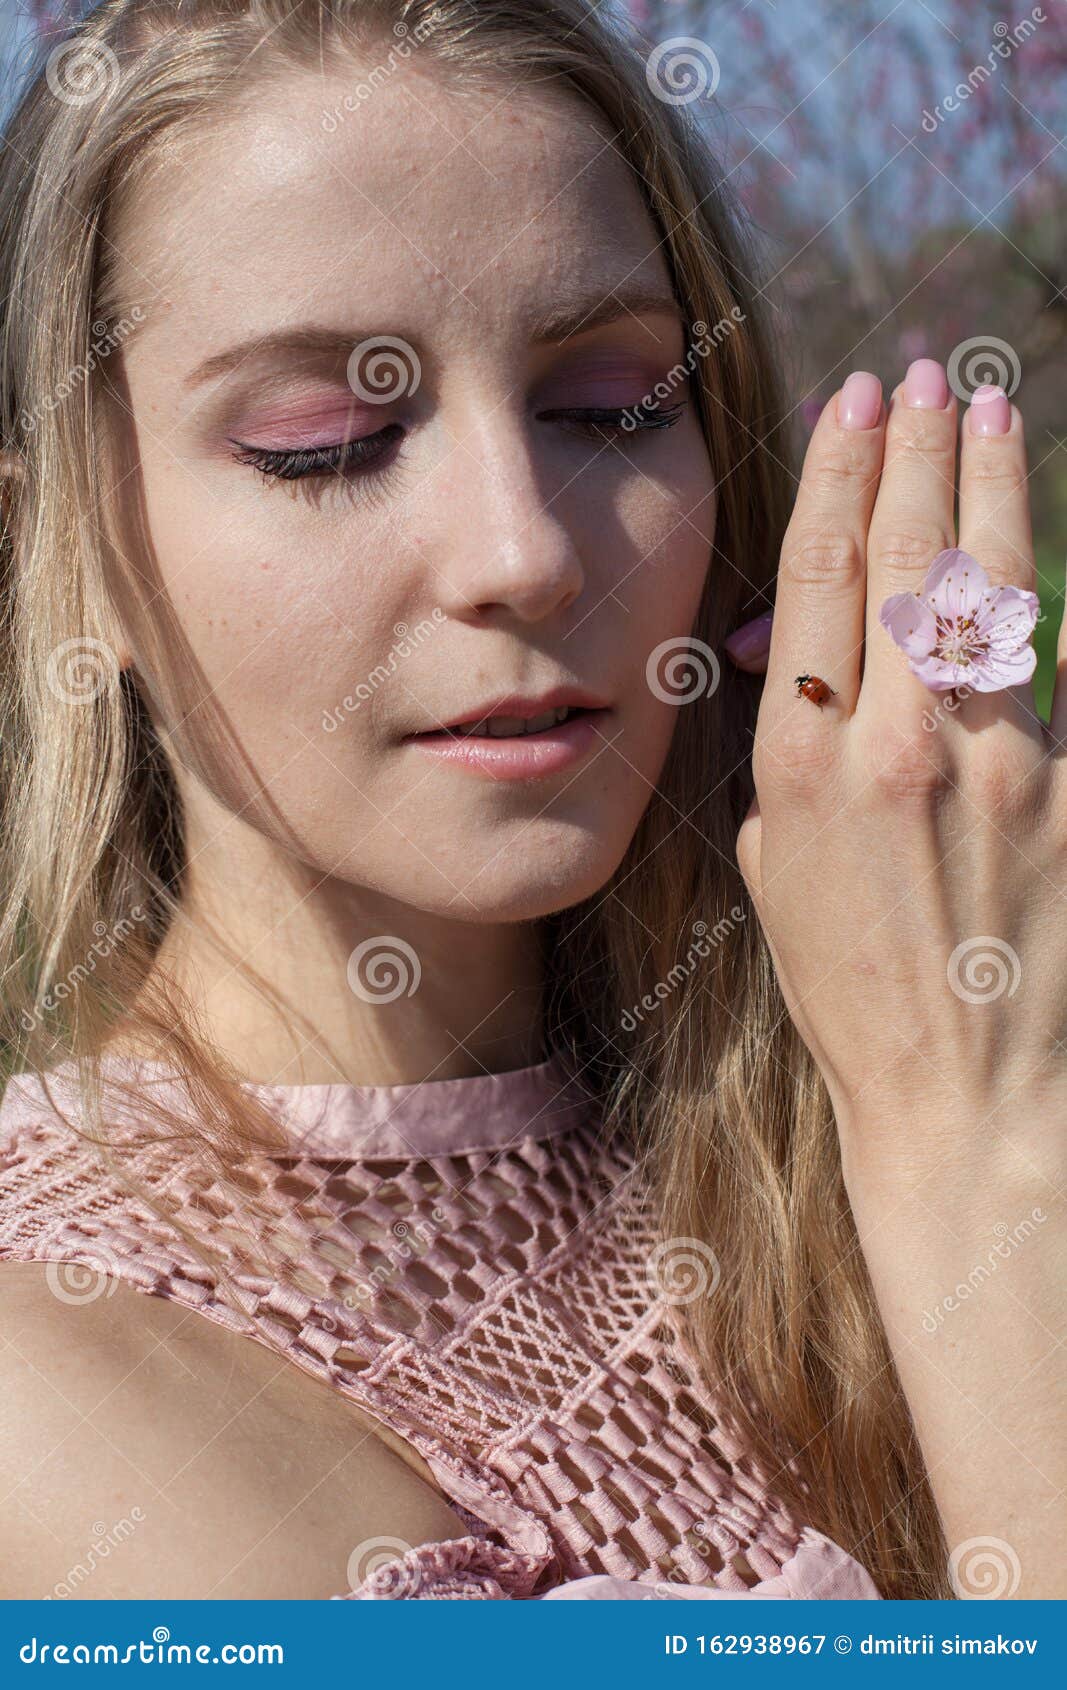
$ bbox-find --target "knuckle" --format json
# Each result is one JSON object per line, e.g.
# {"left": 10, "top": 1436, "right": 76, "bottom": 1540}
{"left": 868, "top": 523, "right": 947, "bottom": 585}
{"left": 890, "top": 414, "right": 955, "bottom": 462}
{"left": 861, "top": 731, "right": 954, "bottom": 803}
{"left": 780, "top": 527, "right": 865, "bottom": 591}
{"left": 970, "top": 744, "right": 1029, "bottom": 815}
{"left": 808, "top": 433, "right": 880, "bottom": 490}
{"left": 754, "top": 721, "right": 838, "bottom": 797}
{"left": 965, "top": 450, "right": 1026, "bottom": 493}
{"left": 962, "top": 544, "right": 1027, "bottom": 587}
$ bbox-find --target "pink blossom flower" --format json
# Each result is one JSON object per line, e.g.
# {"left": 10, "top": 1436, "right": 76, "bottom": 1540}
{"left": 879, "top": 548, "right": 1039, "bottom": 693}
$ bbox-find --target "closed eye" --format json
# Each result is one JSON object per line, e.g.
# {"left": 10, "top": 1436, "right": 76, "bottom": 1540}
{"left": 230, "top": 400, "right": 686, "bottom": 486}
{"left": 229, "top": 424, "right": 403, "bottom": 483}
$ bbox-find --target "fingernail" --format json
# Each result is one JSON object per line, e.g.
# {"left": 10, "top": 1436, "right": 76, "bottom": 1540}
{"left": 968, "top": 383, "right": 1011, "bottom": 436}
{"left": 902, "top": 358, "right": 949, "bottom": 409}
{"left": 724, "top": 609, "right": 773, "bottom": 662}
{"left": 839, "top": 371, "right": 882, "bottom": 431}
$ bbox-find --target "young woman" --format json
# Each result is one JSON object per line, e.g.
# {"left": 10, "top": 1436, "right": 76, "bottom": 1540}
{"left": 0, "top": 0, "right": 1062, "bottom": 1603}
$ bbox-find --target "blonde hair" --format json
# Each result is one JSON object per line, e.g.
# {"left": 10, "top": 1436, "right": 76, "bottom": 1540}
{"left": 0, "top": 0, "right": 948, "bottom": 1598}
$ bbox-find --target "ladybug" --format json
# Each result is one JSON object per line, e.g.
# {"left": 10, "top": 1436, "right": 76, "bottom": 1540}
{"left": 793, "top": 674, "right": 837, "bottom": 708}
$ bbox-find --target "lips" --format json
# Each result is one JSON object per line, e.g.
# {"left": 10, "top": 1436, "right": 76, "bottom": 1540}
{"left": 444, "top": 705, "right": 584, "bottom": 739}
{"left": 413, "top": 687, "right": 611, "bottom": 741}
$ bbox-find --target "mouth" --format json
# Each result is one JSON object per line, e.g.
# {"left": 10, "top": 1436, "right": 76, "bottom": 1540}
{"left": 435, "top": 704, "right": 594, "bottom": 740}
{"left": 404, "top": 699, "right": 611, "bottom": 780}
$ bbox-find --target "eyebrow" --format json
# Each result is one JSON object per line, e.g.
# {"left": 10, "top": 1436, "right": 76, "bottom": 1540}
{"left": 183, "top": 283, "right": 684, "bottom": 391}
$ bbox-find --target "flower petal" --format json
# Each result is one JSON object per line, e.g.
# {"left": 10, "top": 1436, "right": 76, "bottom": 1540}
{"left": 880, "top": 591, "right": 937, "bottom": 657}
{"left": 977, "top": 585, "right": 1040, "bottom": 646}
{"left": 964, "top": 644, "right": 1038, "bottom": 692}
{"left": 909, "top": 653, "right": 967, "bottom": 691}
{"left": 922, "top": 547, "right": 991, "bottom": 622}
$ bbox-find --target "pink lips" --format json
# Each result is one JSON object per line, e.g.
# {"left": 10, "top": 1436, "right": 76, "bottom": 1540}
{"left": 407, "top": 708, "right": 611, "bottom": 780}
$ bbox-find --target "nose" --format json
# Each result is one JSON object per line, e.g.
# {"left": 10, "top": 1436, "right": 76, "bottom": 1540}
{"left": 432, "top": 413, "right": 586, "bottom": 624}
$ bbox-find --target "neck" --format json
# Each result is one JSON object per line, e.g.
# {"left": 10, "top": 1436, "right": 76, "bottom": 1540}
{"left": 114, "top": 798, "right": 546, "bottom": 1088}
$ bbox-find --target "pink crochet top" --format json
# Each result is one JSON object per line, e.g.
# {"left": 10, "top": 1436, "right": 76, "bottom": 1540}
{"left": 0, "top": 1051, "right": 881, "bottom": 1601}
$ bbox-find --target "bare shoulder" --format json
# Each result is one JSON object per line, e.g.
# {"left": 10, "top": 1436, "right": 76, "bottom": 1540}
{"left": 0, "top": 1261, "right": 469, "bottom": 1598}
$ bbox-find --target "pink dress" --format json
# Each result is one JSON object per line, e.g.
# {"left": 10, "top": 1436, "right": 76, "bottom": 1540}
{"left": 0, "top": 1051, "right": 881, "bottom": 1601}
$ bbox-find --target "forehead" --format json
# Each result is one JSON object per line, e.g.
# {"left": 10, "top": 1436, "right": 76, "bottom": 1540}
{"left": 111, "top": 55, "right": 674, "bottom": 350}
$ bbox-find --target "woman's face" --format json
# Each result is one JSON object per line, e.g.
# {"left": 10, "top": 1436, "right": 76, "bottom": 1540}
{"left": 114, "top": 55, "right": 716, "bottom": 922}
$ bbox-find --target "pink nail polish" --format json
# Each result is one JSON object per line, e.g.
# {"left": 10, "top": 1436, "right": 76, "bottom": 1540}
{"left": 968, "top": 384, "right": 1011, "bottom": 436}
{"left": 902, "top": 358, "right": 949, "bottom": 409}
{"left": 839, "top": 371, "right": 882, "bottom": 431}
{"left": 724, "top": 610, "right": 773, "bottom": 662}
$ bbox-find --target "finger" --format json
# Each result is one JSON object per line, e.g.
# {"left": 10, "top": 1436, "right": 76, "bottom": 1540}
{"left": 861, "top": 358, "right": 958, "bottom": 712}
{"left": 958, "top": 389, "right": 1042, "bottom": 735}
{"left": 762, "top": 370, "right": 884, "bottom": 737}
{"left": 958, "top": 388, "right": 1034, "bottom": 590}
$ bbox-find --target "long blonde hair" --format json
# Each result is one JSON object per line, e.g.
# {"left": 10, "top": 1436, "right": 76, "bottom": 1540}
{"left": 0, "top": 0, "right": 948, "bottom": 1598}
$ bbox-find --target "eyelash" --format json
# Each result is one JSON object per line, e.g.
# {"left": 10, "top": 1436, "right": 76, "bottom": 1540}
{"left": 230, "top": 402, "right": 686, "bottom": 486}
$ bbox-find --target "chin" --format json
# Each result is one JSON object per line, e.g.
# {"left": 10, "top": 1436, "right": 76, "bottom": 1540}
{"left": 401, "top": 825, "right": 634, "bottom": 923}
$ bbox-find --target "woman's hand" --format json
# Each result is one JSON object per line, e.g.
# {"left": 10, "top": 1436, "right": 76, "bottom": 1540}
{"left": 730, "top": 362, "right": 1064, "bottom": 1180}
{"left": 725, "top": 359, "right": 1067, "bottom": 1596}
